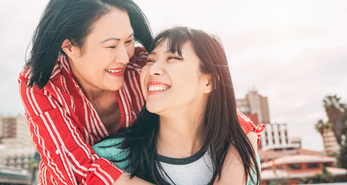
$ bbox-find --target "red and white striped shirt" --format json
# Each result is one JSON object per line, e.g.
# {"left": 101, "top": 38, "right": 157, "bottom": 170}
{"left": 18, "top": 47, "right": 261, "bottom": 185}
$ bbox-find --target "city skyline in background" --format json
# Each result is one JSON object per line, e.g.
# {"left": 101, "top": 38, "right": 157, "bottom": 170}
{"left": 1, "top": 0, "right": 347, "bottom": 151}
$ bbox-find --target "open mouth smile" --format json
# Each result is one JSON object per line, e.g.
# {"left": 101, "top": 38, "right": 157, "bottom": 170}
{"left": 106, "top": 68, "right": 123, "bottom": 76}
{"left": 147, "top": 81, "right": 170, "bottom": 95}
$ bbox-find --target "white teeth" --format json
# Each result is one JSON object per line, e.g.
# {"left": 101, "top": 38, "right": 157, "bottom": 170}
{"left": 106, "top": 69, "right": 122, "bottom": 73}
{"left": 148, "top": 85, "right": 170, "bottom": 92}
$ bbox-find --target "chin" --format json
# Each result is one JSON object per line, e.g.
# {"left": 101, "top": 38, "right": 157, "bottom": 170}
{"left": 145, "top": 102, "right": 162, "bottom": 114}
{"left": 106, "top": 84, "right": 123, "bottom": 91}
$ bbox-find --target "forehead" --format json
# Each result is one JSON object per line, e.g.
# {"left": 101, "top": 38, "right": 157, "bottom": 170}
{"left": 89, "top": 8, "right": 133, "bottom": 39}
{"left": 150, "top": 40, "right": 195, "bottom": 56}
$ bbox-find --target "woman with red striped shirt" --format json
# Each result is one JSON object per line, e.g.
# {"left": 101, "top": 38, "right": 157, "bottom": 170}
{"left": 19, "top": 0, "right": 258, "bottom": 184}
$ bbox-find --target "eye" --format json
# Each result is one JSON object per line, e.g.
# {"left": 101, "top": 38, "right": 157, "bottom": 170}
{"left": 108, "top": 45, "right": 117, "bottom": 49}
{"left": 125, "top": 38, "right": 135, "bottom": 45}
{"left": 168, "top": 56, "right": 183, "bottom": 60}
{"left": 146, "top": 59, "right": 155, "bottom": 63}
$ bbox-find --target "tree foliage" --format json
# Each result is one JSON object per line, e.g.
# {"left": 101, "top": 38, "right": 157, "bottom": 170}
{"left": 298, "top": 166, "right": 335, "bottom": 184}
{"left": 315, "top": 119, "right": 329, "bottom": 137}
{"left": 323, "top": 95, "right": 345, "bottom": 144}
{"left": 322, "top": 95, "right": 347, "bottom": 169}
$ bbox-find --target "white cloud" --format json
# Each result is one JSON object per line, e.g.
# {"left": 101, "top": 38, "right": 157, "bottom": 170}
{"left": 221, "top": 24, "right": 330, "bottom": 58}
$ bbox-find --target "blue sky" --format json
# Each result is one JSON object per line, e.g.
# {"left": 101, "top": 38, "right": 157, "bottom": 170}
{"left": 1, "top": 0, "right": 347, "bottom": 151}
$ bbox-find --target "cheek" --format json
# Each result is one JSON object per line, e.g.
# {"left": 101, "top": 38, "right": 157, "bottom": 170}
{"left": 126, "top": 44, "right": 135, "bottom": 58}
{"left": 140, "top": 66, "right": 150, "bottom": 97}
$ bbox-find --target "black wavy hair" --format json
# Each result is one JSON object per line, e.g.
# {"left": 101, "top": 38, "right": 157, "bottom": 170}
{"left": 26, "top": 0, "right": 152, "bottom": 89}
{"left": 104, "top": 27, "right": 261, "bottom": 185}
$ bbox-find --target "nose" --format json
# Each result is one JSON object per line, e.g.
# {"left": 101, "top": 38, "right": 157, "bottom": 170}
{"left": 114, "top": 45, "right": 129, "bottom": 65}
{"left": 149, "top": 61, "right": 164, "bottom": 76}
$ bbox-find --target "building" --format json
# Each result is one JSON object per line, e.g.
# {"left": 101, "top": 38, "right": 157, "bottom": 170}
{"left": 243, "top": 113, "right": 259, "bottom": 126}
{"left": 258, "top": 147, "right": 328, "bottom": 163}
{"left": 290, "top": 136, "right": 302, "bottom": 149}
{"left": 3, "top": 147, "right": 36, "bottom": 169}
{"left": 261, "top": 154, "right": 347, "bottom": 184}
{"left": 0, "top": 116, "right": 34, "bottom": 148}
{"left": 322, "top": 123, "right": 340, "bottom": 154}
{"left": 237, "top": 90, "right": 270, "bottom": 123}
{"left": 237, "top": 90, "right": 303, "bottom": 151}
{"left": 0, "top": 116, "right": 35, "bottom": 169}
{"left": 0, "top": 144, "right": 4, "bottom": 166}
{"left": 260, "top": 123, "right": 301, "bottom": 151}
{"left": 0, "top": 165, "right": 31, "bottom": 184}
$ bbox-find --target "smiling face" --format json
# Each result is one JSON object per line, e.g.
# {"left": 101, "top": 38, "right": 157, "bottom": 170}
{"left": 140, "top": 40, "right": 212, "bottom": 115}
{"left": 64, "top": 8, "right": 135, "bottom": 93}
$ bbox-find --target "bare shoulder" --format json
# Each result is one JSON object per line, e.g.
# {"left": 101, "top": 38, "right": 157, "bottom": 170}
{"left": 246, "top": 131, "right": 258, "bottom": 152}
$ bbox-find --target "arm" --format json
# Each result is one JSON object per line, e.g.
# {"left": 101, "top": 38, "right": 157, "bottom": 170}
{"left": 93, "top": 138, "right": 156, "bottom": 185}
{"left": 113, "top": 173, "right": 155, "bottom": 185}
{"left": 19, "top": 76, "right": 123, "bottom": 185}
{"left": 214, "top": 132, "right": 258, "bottom": 185}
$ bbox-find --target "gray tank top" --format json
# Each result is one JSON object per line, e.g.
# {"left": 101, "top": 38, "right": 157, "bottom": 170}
{"left": 157, "top": 150, "right": 213, "bottom": 185}
{"left": 156, "top": 151, "right": 260, "bottom": 185}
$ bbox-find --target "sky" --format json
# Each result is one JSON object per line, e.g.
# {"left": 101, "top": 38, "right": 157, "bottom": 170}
{"left": 0, "top": 0, "right": 347, "bottom": 151}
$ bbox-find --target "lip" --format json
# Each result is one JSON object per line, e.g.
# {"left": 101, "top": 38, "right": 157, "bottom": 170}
{"left": 106, "top": 67, "right": 124, "bottom": 77}
{"left": 147, "top": 81, "right": 170, "bottom": 95}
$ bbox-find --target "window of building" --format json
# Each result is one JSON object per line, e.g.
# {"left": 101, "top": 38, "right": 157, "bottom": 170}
{"left": 323, "top": 163, "right": 332, "bottom": 167}
{"left": 276, "top": 165, "right": 284, "bottom": 169}
{"left": 278, "top": 131, "right": 281, "bottom": 137}
{"left": 272, "top": 139, "right": 275, "bottom": 144}
{"left": 272, "top": 131, "right": 274, "bottom": 137}
{"left": 277, "top": 125, "right": 280, "bottom": 130}
{"left": 286, "top": 139, "right": 288, "bottom": 144}
{"left": 266, "top": 139, "right": 268, "bottom": 145}
{"left": 279, "top": 139, "right": 282, "bottom": 144}
{"left": 306, "top": 163, "right": 319, "bottom": 169}
{"left": 3, "top": 118, "right": 17, "bottom": 138}
{"left": 288, "top": 164, "right": 301, "bottom": 169}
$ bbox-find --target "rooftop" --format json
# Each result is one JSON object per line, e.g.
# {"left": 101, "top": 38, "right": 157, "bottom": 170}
{"left": 261, "top": 155, "right": 336, "bottom": 168}
{"left": 261, "top": 167, "right": 347, "bottom": 180}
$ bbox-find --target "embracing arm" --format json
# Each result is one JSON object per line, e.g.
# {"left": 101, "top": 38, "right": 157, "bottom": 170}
{"left": 19, "top": 77, "right": 155, "bottom": 185}
{"left": 214, "top": 131, "right": 258, "bottom": 185}
{"left": 19, "top": 73, "right": 124, "bottom": 185}
{"left": 113, "top": 173, "right": 155, "bottom": 185}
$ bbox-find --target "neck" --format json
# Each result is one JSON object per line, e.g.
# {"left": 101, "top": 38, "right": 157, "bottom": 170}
{"left": 83, "top": 87, "right": 120, "bottom": 133}
{"left": 156, "top": 105, "right": 207, "bottom": 159}
{"left": 84, "top": 88, "right": 115, "bottom": 106}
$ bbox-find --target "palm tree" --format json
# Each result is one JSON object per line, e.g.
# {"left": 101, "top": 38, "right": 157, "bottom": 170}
{"left": 323, "top": 95, "right": 345, "bottom": 145}
{"left": 315, "top": 119, "right": 329, "bottom": 137}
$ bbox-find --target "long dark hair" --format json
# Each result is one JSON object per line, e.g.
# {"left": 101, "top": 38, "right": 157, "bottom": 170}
{"left": 106, "top": 27, "right": 261, "bottom": 184}
{"left": 26, "top": 0, "right": 152, "bottom": 89}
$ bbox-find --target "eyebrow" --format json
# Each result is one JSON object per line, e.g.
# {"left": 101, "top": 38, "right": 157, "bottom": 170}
{"left": 148, "top": 50, "right": 179, "bottom": 55}
{"left": 148, "top": 51, "right": 156, "bottom": 55}
{"left": 100, "top": 33, "right": 134, "bottom": 43}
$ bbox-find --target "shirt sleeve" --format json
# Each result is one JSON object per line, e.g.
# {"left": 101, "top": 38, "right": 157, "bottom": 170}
{"left": 93, "top": 138, "right": 131, "bottom": 173}
{"left": 18, "top": 74, "right": 123, "bottom": 185}
{"left": 237, "top": 110, "right": 266, "bottom": 146}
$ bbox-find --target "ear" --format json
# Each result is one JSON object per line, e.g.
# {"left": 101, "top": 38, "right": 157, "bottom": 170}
{"left": 61, "top": 39, "right": 80, "bottom": 58}
{"left": 203, "top": 75, "right": 213, "bottom": 94}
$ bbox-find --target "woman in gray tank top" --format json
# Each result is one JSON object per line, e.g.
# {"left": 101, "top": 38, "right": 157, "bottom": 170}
{"left": 94, "top": 27, "right": 263, "bottom": 185}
